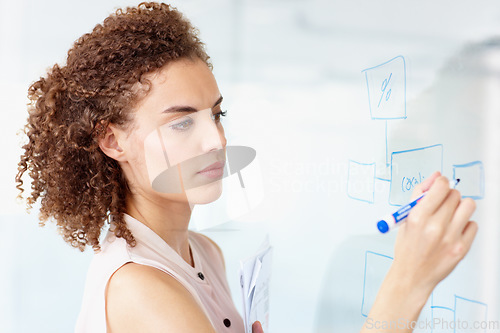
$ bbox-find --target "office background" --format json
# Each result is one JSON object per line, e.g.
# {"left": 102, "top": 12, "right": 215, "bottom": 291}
{"left": 1, "top": 0, "right": 500, "bottom": 332}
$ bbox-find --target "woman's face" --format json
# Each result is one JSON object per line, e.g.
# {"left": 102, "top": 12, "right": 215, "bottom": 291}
{"left": 117, "top": 57, "right": 227, "bottom": 207}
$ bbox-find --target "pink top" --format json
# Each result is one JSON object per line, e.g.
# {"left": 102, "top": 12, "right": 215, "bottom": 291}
{"left": 75, "top": 213, "right": 244, "bottom": 332}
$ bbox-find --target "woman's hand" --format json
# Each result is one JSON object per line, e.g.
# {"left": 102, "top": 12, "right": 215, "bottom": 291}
{"left": 361, "top": 171, "right": 478, "bottom": 333}
{"left": 392, "top": 171, "right": 478, "bottom": 295}
{"left": 252, "top": 321, "right": 264, "bottom": 333}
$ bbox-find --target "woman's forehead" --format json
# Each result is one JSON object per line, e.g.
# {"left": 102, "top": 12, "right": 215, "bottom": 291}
{"left": 138, "top": 58, "right": 220, "bottom": 111}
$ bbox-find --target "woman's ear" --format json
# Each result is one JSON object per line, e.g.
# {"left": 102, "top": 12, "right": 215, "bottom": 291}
{"left": 98, "top": 124, "right": 126, "bottom": 161}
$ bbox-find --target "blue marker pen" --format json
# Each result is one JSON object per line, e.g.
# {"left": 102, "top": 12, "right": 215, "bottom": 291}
{"left": 377, "top": 179, "right": 460, "bottom": 234}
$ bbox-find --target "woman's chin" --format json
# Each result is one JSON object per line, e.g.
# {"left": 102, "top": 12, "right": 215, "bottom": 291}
{"left": 186, "top": 179, "right": 223, "bottom": 206}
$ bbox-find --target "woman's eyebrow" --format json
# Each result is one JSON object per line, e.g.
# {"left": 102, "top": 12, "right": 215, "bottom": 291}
{"left": 162, "top": 96, "right": 223, "bottom": 113}
{"left": 212, "top": 95, "right": 223, "bottom": 108}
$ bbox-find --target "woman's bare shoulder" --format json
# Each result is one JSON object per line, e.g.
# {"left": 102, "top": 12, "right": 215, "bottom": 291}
{"left": 196, "top": 233, "right": 223, "bottom": 255}
{"left": 105, "top": 262, "right": 216, "bottom": 333}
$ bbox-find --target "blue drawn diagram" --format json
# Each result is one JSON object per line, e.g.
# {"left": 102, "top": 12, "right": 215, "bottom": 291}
{"left": 346, "top": 161, "right": 376, "bottom": 204}
{"left": 361, "top": 251, "right": 488, "bottom": 332}
{"left": 347, "top": 55, "right": 485, "bottom": 206}
{"left": 452, "top": 161, "right": 485, "bottom": 200}
{"left": 431, "top": 294, "right": 488, "bottom": 333}
{"left": 389, "top": 144, "right": 443, "bottom": 206}
{"left": 363, "top": 55, "right": 407, "bottom": 120}
{"left": 353, "top": 57, "right": 488, "bottom": 331}
{"left": 361, "top": 251, "right": 393, "bottom": 316}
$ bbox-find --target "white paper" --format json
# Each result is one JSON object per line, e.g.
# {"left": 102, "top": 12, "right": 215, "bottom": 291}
{"left": 239, "top": 235, "right": 273, "bottom": 333}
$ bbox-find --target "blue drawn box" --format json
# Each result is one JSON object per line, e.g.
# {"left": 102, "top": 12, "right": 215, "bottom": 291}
{"left": 361, "top": 251, "right": 393, "bottom": 317}
{"left": 347, "top": 160, "right": 376, "bottom": 204}
{"left": 389, "top": 144, "right": 443, "bottom": 206}
{"left": 453, "top": 161, "right": 485, "bottom": 200}
{"left": 430, "top": 307, "right": 455, "bottom": 332}
{"left": 454, "top": 295, "right": 488, "bottom": 332}
{"left": 362, "top": 55, "right": 406, "bottom": 120}
{"left": 430, "top": 293, "right": 488, "bottom": 333}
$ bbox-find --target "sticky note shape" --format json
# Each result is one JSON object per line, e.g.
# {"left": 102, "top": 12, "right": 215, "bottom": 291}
{"left": 361, "top": 251, "right": 393, "bottom": 317}
{"left": 347, "top": 160, "right": 376, "bottom": 203}
{"left": 454, "top": 295, "right": 488, "bottom": 333}
{"left": 362, "top": 55, "right": 406, "bottom": 120}
{"left": 453, "top": 161, "right": 484, "bottom": 199}
{"left": 389, "top": 144, "right": 443, "bottom": 206}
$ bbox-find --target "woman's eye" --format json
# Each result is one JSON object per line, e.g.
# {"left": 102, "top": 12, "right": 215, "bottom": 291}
{"left": 170, "top": 117, "right": 193, "bottom": 131}
{"left": 212, "top": 110, "right": 227, "bottom": 122}
{"left": 168, "top": 110, "right": 226, "bottom": 131}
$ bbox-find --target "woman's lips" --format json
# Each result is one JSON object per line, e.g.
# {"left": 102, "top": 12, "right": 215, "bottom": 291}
{"left": 197, "top": 161, "right": 225, "bottom": 178}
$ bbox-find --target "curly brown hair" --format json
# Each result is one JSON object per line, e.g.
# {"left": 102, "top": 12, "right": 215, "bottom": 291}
{"left": 15, "top": 2, "right": 211, "bottom": 252}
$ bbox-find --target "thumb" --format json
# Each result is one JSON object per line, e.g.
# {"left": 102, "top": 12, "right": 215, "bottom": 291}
{"left": 252, "top": 321, "right": 264, "bottom": 333}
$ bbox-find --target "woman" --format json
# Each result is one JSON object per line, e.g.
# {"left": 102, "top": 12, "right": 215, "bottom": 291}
{"left": 16, "top": 2, "right": 477, "bottom": 332}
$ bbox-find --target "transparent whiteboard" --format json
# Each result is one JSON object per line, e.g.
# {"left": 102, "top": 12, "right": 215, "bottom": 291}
{"left": 1, "top": 0, "right": 499, "bottom": 332}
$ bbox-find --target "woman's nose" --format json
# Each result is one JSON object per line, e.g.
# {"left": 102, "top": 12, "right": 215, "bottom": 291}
{"left": 199, "top": 109, "right": 226, "bottom": 152}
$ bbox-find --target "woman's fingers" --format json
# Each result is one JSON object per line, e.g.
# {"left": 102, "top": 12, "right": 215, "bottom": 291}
{"left": 430, "top": 189, "right": 461, "bottom": 231}
{"left": 393, "top": 172, "right": 479, "bottom": 295}
{"left": 448, "top": 198, "right": 477, "bottom": 238}
{"left": 416, "top": 176, "right": 453, "bottom": 216}
{"left": 252, "top": 321, "right": 264, "bottom": 333}
{"left": 407, "top": 176, "right": 452, "bottom": 231}
{"left": 410, "top": 171, "right": 441, "bottom": 200}
{"left": 460, "top": 221, "right": 479, "bottom": 257}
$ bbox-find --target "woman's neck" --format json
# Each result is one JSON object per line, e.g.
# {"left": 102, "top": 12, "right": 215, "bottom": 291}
{"left": 125, "top": 193, "right": 195, "bottom": 267}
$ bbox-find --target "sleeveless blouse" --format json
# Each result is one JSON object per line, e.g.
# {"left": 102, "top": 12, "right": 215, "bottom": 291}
{"left": 75, "top": 213, "right": 244, "bottom": 332}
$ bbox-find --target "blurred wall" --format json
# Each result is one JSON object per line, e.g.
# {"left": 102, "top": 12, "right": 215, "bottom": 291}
{"left": 1, "top": 1, "right": 499, "bottom": 332}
